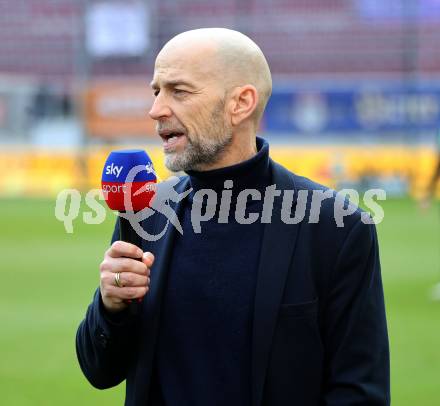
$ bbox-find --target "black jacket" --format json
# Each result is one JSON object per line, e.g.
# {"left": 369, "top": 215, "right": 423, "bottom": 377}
{"left": 76, "top": 160, "right": 390, "bottom": 405}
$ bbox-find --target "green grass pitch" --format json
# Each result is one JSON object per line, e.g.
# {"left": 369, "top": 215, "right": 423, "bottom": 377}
{"left": 0, "top": 197, "right": 438, "bottom": 405}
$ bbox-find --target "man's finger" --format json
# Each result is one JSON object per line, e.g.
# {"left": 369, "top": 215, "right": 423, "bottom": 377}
{"left": 100, "top": 257, "right": 148, "bottom": 275}
{"left": 142, "top": 252, "right": 155, "bottom": 268}
{"left": 106, "top": 285, "right": 149, "bottom": 300}
{"left": 102, "top": 271, "right": 148, "bottom": 288}
{"left": 107, "top": 240, "right": 143, "bottom": 259}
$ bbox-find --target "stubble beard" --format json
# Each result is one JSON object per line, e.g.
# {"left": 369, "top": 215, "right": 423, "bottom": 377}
{"left": 164, "top": 101, "right": 233, "bottom": 172}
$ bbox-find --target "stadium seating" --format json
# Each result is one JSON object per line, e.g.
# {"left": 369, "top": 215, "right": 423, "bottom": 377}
{"left": 0, "top": 0, "right": 438, "bottom": 78}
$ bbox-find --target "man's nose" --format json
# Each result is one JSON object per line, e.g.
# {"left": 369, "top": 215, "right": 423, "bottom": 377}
{"left": 149, "top": 93, "right": 172, "bottom": 120}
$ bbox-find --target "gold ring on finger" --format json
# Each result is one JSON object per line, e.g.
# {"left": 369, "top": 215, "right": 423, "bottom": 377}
{"left": 114, "top": 272, "right": 123, "bottom": 288}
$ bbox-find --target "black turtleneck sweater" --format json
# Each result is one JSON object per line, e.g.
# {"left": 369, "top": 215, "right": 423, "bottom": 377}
{"left": 154, "top": 137, "right": 271, "bottom": 406}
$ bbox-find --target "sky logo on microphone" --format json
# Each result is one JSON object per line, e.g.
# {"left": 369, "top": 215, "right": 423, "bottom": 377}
{"left": 101, "top": 150, "right": 157, "bottom": 212}
{"left": 105, "top": 163, "right": 123, "bottom": 178}
{"left": 145, "top": 162, "right": 155, "bottom": 174}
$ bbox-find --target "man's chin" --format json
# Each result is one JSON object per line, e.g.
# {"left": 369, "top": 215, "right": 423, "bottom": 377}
{"left": 164, "top": 152, "right": 189, "bottom": 173}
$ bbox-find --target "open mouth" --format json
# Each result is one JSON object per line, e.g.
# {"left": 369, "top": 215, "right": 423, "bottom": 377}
{"left": 159, "top": 131, "right": 187, "bottom": 149}
{"left": 163, "top": 132, "right": 184, "bottom": 141}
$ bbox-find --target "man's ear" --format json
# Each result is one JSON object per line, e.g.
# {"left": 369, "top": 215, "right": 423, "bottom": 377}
{"left": 228, "top": 85, "right": 259, "bottom": 126}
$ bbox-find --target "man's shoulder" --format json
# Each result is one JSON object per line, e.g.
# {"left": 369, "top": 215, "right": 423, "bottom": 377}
{"left": 271, "top": 159, "right": 329, "bottom": 193}
{"left": 271, "top": 159, "right": 366, "bottom": 228}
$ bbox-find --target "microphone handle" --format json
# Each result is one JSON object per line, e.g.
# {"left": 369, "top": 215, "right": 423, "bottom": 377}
{"left": 119, "top": 214, "right": 143, "bottom": 315}
{"left": 119, "top": 214, "right": 143, "bottom": 248}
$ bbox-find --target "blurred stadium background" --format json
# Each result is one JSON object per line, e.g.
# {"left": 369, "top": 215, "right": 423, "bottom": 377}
{"left": 0, "top": 0, "right": 439, "bottom": 405}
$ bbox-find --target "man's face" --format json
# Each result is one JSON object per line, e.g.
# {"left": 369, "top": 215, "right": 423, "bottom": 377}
{"left": 149, "top": 46, "right": 232, "bottom": 172}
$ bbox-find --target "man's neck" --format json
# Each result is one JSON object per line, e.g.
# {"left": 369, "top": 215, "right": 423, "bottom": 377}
{"left": 196, "top": 135, "right": 257, "bottom": 172}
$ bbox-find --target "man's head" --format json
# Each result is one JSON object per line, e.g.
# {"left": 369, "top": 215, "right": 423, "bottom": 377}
{"left": 149, "top": 28, "right": 272, "bottom": 172}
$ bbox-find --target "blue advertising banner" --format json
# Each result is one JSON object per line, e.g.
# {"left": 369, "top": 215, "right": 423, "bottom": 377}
{"left": 263, "top": 83, "right": 440, "bottom": 136}
{"left": 356, "top": 0, "right": 440, "bottom": 19}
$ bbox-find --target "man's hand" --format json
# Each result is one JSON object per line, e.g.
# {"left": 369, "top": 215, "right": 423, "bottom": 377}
{"left": 99, "top": 241, "right": 154, "bottom": 313}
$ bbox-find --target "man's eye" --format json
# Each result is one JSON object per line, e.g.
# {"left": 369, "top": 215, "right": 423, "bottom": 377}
{"left": 153, "top": 90, "right": 160, "bottom": 97}
{"left": 173, "top": 89, "right": 187, "bottom": 95}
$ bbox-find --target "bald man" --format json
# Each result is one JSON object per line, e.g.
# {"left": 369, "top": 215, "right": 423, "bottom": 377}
{"left": 76, "top": 29, "right": 390, "bottom": 406}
